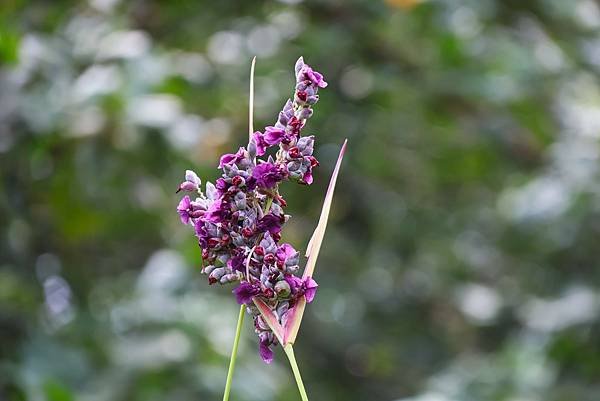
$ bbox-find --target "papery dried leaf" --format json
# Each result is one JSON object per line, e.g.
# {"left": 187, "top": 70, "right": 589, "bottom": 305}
{"left": 284, "top": 139, "right": 347, "bottom": 345}
{"left": 303, "top": 139, "right": 347, "bottom": 275}
{"left": 283, "top": 296, "right": 306, "bottom": 345}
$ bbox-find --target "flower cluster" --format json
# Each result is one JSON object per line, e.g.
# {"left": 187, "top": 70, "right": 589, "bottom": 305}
{"left": 176, "top": 57, "right": 327, "bottom": 363}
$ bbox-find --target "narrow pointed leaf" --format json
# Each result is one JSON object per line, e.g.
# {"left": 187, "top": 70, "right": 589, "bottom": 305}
{"left": 249, "top": 56, "right": 256, "bottom": 140}
{"left": 303, "top": 139, "right": 347, "bottom": 275}
{"left": 283, "top": 296, "right": 306, "bottom": 345}
{"left": 284, "top": 139, "right": 347, "bottom": 345}
{"left": 253, "top": 297, "right": 284, "bottom": 344}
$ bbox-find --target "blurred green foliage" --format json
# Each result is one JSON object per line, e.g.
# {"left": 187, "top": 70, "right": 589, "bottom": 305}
{"left": 2, "top": 0, "right": 600, "bottom": 400}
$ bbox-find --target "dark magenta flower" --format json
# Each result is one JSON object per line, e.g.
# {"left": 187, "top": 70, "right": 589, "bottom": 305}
{"left": 251, "top": 131, "right": 268, "bottom": 156}
{"left": 177, "top": 170, "right": 202, "bottom": 193}
{"left": 177, "top": 195, "right": 192, "bottom": 224}
{"left": 258, "top": 332, "right": 275, "bottom": 364}
{"left": 304, "top": 277, "right": 318, "bottom": 303}
{"left": 304, "top": 68, "right": 327, "bottom": 88}
{"left": 276, "top": 243, "right": 297, "bottom": 262}
{"left": 227, "top": 254, "right": 245, "bottom": 272}
{"left": 233, "top": 281, "right": 260, "bottom": 304}
{"left": 253, "top": 162, "right": 286, "bottom": 189}
{"left": 295, "top": 56, "right": 328, "bottom": 88}
{"left": 219, "top": 147, "right": 246, "bottom": 169}
{"left": 263, "top": 126, "right": 287, "bottom": 145}
{"left": 302, "top": 169, "right": 313, "bottom": 185}
{"left": 285, "top": 275, "right": 303, "bottom": 294}
{"left": 257, "top": 213, "right": 283, "bottom": 235}
{"left": 204, "top": 199, "right": 227, "bottom": 223}
{"left": 283, "top": 275, "right": 318, "bottom": 303}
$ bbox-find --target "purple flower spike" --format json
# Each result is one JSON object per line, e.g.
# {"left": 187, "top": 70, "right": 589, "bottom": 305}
{"left": 176, "top": 56, "right": 332, "bottom": 363}
{"left": 233, "top": 282, "right": 260, "bottom": 304}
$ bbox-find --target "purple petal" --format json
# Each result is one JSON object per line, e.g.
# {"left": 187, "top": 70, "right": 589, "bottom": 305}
{"left": 276, "top": 243, "right": 296, "bottom": 261}
{"left": 285, "top": 275, "right": 303, "bottom": 293}
{"left": 178, "top": 181, "right": 198, "bottom": 192}
{"left": 294, "top": 57, "right": 305, "bottom": 77}
{"left": 302, "top": 170, "right": 313, "bottom": 185}
{"left": 233, "top": 282, "right": 259, "bottom": 304}
{"left": 304, "top": 67, "right": 328, "bottom": 88}
{"left": 204, "top": 200, "right": 226, "bottom": 223}
{"left": 227, "top": 255, "right": 245, "bottom": 272}
{"left": 259, "top": 339, "right": 274, "bottom": 364}
{"left": 219, "top": 147, "right": 246, "bottom": 168}
{"left": 251, "top": 131, "right": 268, "bottom": 156}
{"left": 303, "top": 277, "right": 318, "bottom": 303}
{"left": 263, "top": 127, "right": 286, "bottom": 145}
{"left": 257, "top": 214, "right": 282, "bottom": 235}
{"left": 253, "top": 162, "right": 286, "bottom": 189}
{"left": 177, "top": 210, "right": 190, "bottom": 225}
{"left": 177, "top": 195, "right": 191, "bottom": 211}
{"left": 177, "top": 196, "right": 191, "bottom": 224}
{"left": 185, "top": 170, "right": 201, "bottom": 185}
{"left": 219, "top": 153, "right": 236, "bottom": 169}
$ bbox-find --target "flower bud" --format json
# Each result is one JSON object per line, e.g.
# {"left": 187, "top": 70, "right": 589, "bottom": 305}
{"left": 208, "top": 267, "right": 226, "bottom": 284}
{"left": 247, "top": 140, "right": 257, "bottom": 159}
{"left": 263, "top": 287, "right": 275, "bottom": 299}
{"left": 220, "top": 271, "right": 242, "bottom": 284}
{"left": 287, "top": 161, "right": 301, "bottom": 172}
{"left": 288, "top": 147, "right": 301, "bottom": 159}
{"left": 264, "top": 253, "right": 276, "bottom": 265}
{"left": 231, "top": 232, "right": 245, "bottom": 247}
{"left": 306, "top": 95, "right": 319, "bottom": 105}
{"left": 202, "top": 265, "right": 216, "bottom": 275}
{"left": 232, "top": 175, "right": 244, "bottom": 186}
{"left": 275, "top": 280, "right": 291, "bottom": 297}
{"left": 297, "top": 107, "right": 313, "bottom": 120}
{"left": 234, "top": 192, "right": 247, "bottom": 210}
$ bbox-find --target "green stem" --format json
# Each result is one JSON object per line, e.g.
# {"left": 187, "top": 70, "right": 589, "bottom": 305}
{"left": 222, "top": 305, "right": 246, "bottom": 401}
{"left": 264, "top": 196, "right": 273, "bottom": 213}
{"left": 283, "top": 344, "right": 309, "bottom": 401}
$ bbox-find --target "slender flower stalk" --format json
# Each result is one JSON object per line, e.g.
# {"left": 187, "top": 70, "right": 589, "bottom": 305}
{"left": 284, "top": 344, "right": 309, "bottom": 401}
{"left": 176, "top": 56, "right": 346, "bottom": 400}
{"left": 222, "top": 305, "right": 245, "bottom": 401}
{"left": 222, "top": 56, "right": 258, "bottom": 401}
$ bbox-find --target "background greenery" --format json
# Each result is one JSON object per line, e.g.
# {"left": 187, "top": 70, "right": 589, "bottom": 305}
{"left": 2, "top": 0, "right": 600, "bottom": 400}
